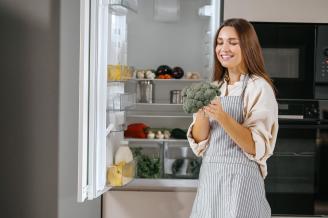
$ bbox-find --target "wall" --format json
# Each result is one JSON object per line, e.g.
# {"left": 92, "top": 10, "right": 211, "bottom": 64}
{"left": 127, "top": 0, "right": 210, "bottom": 74}
{"left": 0, "top": 0, "right": 101, "bottom": 217}
{"left": 224, "top": 0, "right": 328, "bottom": 23}
{"left": 58, "top": 0, "right": 101, "bottom": 217}
{"left": 0, "top": 0, "right": 59, "bottom": 217}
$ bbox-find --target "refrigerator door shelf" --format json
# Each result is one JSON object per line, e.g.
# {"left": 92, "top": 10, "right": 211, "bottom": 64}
{"left": 106, "top": 111, "right": 126, "bottom": 132}
{"left": 109, "top": 0, "right": 138, "bottom": 15}
{"left": 106, "top": 160, "right": 136, "bottom": 187}
{"left": 107, "top": 93, "right": 136, "bottom": 111}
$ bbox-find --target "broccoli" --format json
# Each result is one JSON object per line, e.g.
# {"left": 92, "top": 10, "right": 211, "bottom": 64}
{"left": 182, "top": 82, "right": 221, "bottom": 113}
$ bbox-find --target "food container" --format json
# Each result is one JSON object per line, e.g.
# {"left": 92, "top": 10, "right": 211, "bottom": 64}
{"left": 170, "top": 90, "right": 182, "bottom": 104}
{"left": 106, "top": 160, "right": 136, "bottom": 187}
{"left": 130, "top": 146, "right": 161, "bottom": 178}
{"left": 164, "top": 146, "right": 201, "bottom": 178}
{"left": 137, "top": 80, "right": 154, "bottom": 103}
{"left": 107, "top": 64, "right": 134, "bottom": 81}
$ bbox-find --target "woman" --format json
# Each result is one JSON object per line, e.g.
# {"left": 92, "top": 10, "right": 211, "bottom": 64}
{"left": 188, "top": 18, "right": 279, "bottom": 218}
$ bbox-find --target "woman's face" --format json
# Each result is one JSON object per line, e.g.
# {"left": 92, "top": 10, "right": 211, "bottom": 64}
{"left": 216, "top": 26, "right": 245, "bottom": 73}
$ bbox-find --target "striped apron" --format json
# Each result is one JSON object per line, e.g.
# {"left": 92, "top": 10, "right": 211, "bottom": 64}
{"left": 190, "top": 74, "right": 271, "bottom": 218}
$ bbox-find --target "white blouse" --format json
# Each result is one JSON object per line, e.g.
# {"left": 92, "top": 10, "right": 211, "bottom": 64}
{"left": 187, "top": 74, "right": 279, "bottom": 178}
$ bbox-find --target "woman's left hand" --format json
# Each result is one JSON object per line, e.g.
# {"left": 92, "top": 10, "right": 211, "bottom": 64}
{"left": 203, "top": 97, "right": 225, "bottom": 122}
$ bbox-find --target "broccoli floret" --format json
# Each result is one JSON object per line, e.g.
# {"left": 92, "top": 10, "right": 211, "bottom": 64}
{"left": 182, "top": 82, "right": 221, "bottom": 113}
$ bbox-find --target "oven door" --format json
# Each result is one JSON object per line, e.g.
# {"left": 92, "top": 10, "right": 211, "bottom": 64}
{"left": 251, "top": 23, "right": 315, "bottom": 99}
{"left": 266, "top": 119, "right": 318, "bottom": 215}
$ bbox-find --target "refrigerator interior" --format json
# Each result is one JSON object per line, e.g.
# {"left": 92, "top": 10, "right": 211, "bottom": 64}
{"left": 105, "top": 0, "right": 216, "bottom": 191}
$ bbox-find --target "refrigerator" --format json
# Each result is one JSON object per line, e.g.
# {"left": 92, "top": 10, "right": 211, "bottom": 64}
{"left": 77, "top": 0, "right": 222, "bottom": 216}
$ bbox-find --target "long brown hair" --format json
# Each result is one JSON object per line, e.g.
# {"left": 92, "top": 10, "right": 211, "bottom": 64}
{"left": 213, "top": 18, "right": 276, "bottom": 94}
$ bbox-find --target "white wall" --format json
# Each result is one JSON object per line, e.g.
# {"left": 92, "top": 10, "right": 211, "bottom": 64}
{"left": 127, "top": 0, "right": 210, "bottom": 74}
{"left": 224, "top": 0, "right": 328, "bottom": 23}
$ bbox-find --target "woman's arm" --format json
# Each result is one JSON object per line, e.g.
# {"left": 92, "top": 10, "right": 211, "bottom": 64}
{"left": 204, "top": 98, "right": 255, "bottom": 155}
{"left": 191, "top": 110, "right": 210, "bottom": 143}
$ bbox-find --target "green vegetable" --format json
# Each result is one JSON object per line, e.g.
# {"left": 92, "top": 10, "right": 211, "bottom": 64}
{"left": 131, "top": 147, "right": 161, "bottom": 178}
{"left": 172, "top": 159, "right": 184, "bottom": 175}
{"left": 182, "top": 82, "right": 221, "bottom": 113}
{"left": 171, "top": 128, "right": 187, "bottom": 139}
{"left": 187, "top": 158, "right": 202, "bottom": 178}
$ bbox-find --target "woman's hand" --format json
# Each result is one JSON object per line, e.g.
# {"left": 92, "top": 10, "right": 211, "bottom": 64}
{"left": 204, "top": 96, "right": 256, "bottom": 155}
{"left": 203, "top": 97, "right": 226, "bottom": 122}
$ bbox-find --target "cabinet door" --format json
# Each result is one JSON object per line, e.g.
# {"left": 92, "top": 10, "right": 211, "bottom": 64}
{"left": 78, "top": 0, "right": 110, "bottom": 202}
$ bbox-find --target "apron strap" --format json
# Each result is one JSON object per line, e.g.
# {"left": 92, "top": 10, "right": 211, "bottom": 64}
{"left": 240, "top": 73, "right": 249, "bottom": 98}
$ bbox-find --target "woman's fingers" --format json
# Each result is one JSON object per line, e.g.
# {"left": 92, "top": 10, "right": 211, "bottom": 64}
{"left": 210, "top": 96, "right": 220, "bottom": 104}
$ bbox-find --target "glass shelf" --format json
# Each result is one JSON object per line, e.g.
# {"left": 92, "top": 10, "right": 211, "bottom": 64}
{"left": 128, "top": 78, "right": 204, "bottom": 82}
{"left": 126, "top": 114, "right": 191, "bottom": 118}
{"left": 136, "top": 103, "right": 183, "bottom": 106}
{"left": 125, "top": 138, "right": 188, "bottom": 143}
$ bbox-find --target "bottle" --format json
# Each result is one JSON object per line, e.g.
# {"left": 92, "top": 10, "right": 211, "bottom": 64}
{"left": 115, "top": 141, "right": 133, "bottom": 164}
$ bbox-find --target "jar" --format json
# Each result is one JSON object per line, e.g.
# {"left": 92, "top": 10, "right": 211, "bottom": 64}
{"left": 170, "top": 90, "right": 182, "bottom": 104}
{"left": 137, "top": 80, "right": 154, "bottom": 103}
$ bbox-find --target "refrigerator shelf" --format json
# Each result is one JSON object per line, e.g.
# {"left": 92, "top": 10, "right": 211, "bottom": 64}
{"left": 125, "top": 138, "right": 188, "bottom": 143}
{"left": 113, "top": 178, "right": 198, "bottom": 190}
{"left": 126, "top": 114, "right": 192, "bottom": 118}
{"left": 128, "top": 78, "right": 204, "bottom": 82}
{"left": 135, "top": 102, "right": 183, "bottom": 106}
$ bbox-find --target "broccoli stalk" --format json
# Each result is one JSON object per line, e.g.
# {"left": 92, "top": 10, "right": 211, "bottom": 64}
{"left": 182, "top": 82, "right": 221, "bottom": 113}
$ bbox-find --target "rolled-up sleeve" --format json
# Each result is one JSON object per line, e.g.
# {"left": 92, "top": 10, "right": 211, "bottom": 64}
{"left": 242, "top": 81, "right": 279, "bottom": 170}
{"left": 187, "top": 113, "right": 210, "bottom": 157}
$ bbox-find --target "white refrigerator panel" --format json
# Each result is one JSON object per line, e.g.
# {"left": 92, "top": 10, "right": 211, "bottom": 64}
{"left": 77, "top": 0, "right": 90, "bottom": 202}
{"left": 78, "top": 0, "right": 111, "bottom": 202}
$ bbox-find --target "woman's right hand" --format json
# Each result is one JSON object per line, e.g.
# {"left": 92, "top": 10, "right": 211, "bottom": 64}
{"left": 192, "top": 108, "right": 210, "bottom": 143}
{"left": 196, "top": 108, "right": 208, "bottom": 119}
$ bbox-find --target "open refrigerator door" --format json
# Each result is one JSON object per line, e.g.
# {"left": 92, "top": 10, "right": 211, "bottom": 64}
{"left": 78, "top": 0, "right": 222, "bottom": 202}
{"left": 78, "top": 0, "right": 137, "bottom": 202}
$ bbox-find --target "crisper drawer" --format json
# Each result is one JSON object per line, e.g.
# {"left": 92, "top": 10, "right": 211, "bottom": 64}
{"left": 265, "top": 151, "right": 315, "bottom": 193}
{"left": 129, "top": 144, "right": 162, "bottom": 179}
{"left": 164, "top": 145, "right": 201, "bottom": 179}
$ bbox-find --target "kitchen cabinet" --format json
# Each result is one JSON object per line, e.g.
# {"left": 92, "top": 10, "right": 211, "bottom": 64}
{"left": 223, "top": 0, "right": 328, "bottom": 23}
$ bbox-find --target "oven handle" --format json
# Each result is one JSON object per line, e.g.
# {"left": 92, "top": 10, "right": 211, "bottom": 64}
{"left": 273, "top": 152, "right": 315, "bottom": 157}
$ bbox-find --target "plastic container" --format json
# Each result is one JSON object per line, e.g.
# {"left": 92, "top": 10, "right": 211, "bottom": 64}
{"left": 107, "top": 64, "right": 134, "bottom": 81}
{"left": 106, "top": 160, "right": 136, "bottom": 187}
{"left": 107, "top": 93, "right": 136, "bottom": 111}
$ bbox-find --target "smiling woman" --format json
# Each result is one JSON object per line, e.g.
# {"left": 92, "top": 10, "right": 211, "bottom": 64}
{"left": 187, "top": 18, "right": 279, "bottom": 218}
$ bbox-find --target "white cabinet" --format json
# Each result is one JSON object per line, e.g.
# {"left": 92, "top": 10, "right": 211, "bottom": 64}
{"left": 224, "top": 0, "right": 328, "bottom": 23}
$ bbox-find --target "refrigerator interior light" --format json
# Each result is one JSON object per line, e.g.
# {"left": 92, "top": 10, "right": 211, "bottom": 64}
{"left": 198, "top": 5, "right": 212, "bottom": 17}
{"left": 109, "top": 0, "right": 138, "bottom": 15}
{"left": 154, "top": 0, "right": 180, "bottom": 22}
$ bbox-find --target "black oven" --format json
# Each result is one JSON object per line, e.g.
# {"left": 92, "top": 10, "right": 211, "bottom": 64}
{"left": 251, "top": 22, "right": 328, "bottom": 100}
{"left": 266, "top": 99, "right": 328, "bottom": 215}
